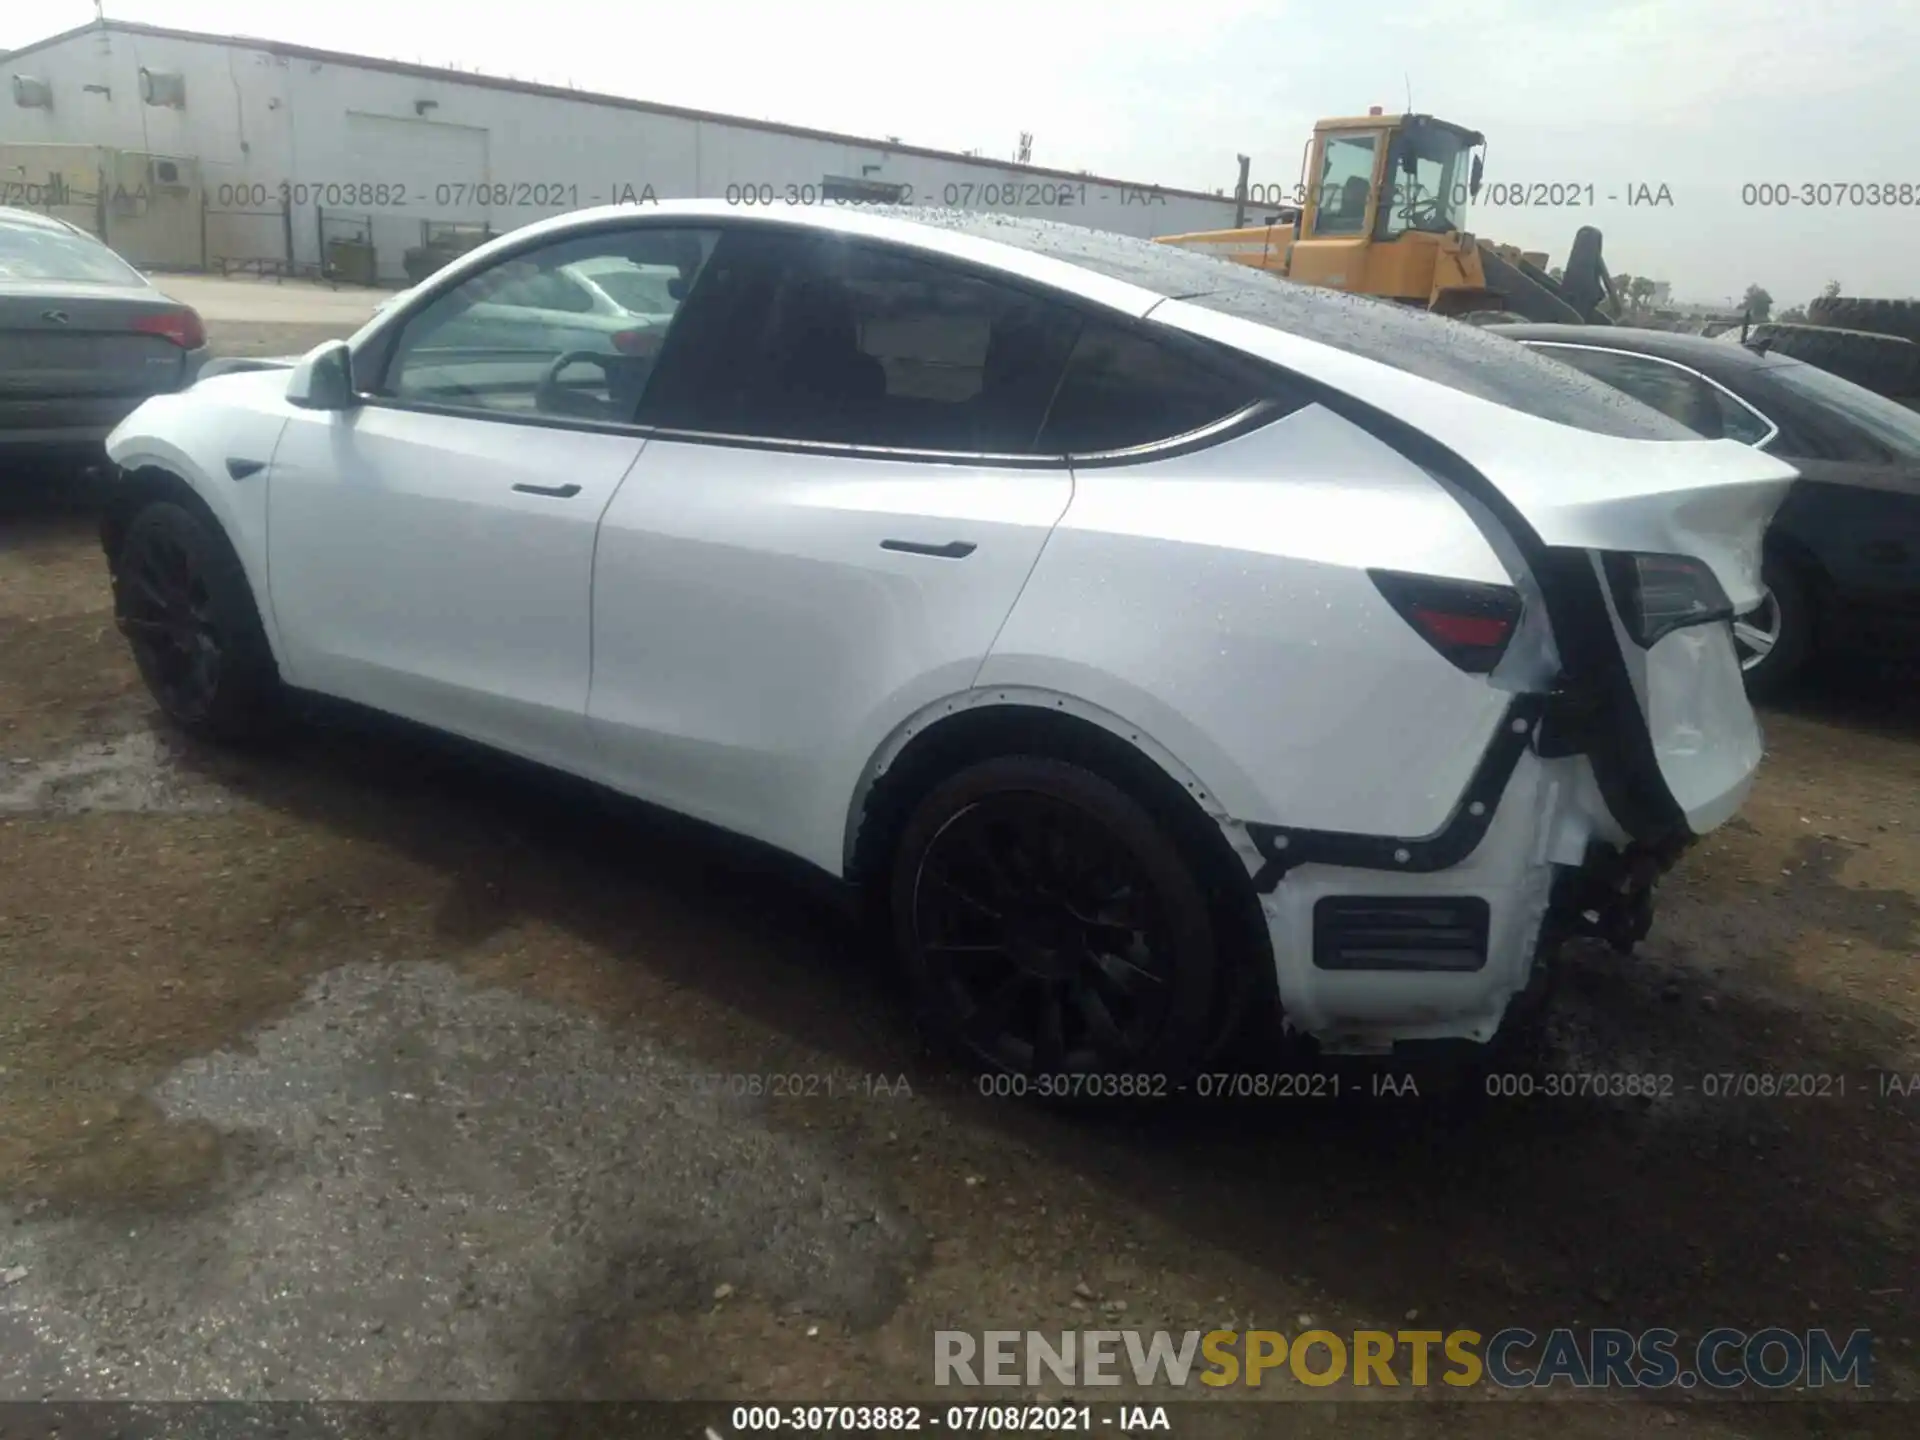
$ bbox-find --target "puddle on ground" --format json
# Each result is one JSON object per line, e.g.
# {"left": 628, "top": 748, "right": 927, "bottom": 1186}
{"left": 0, "top": 729, "right": 230, "bottom": 816}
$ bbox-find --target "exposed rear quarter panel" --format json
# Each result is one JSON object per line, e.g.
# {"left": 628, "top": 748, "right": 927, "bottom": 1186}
{"left": 977, "top": 403, "right": 1518, "bottom": 837}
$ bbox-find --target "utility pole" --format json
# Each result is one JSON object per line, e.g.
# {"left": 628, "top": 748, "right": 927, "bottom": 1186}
{"left": 1233, "top": 154, "right": 1250, "bottom": 228}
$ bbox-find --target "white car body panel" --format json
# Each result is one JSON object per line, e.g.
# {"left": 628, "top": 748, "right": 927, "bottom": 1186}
{"left": 100, "top": 201, "right": 1802, "bottom": 1056}
{"left": 103, "top": 369, "right": 295, "bottom": 663}
{"left": 977, "top": 404, "right": 1518, "bottom": 838}
{"left": 588, "top": 441, "right": 1071, "bottom": 871}
{"left": 265, "top": 404, "right": 642, "bottom": 771}
{"left": 1149, "top": 299, "right": 1798, "bottom": 606}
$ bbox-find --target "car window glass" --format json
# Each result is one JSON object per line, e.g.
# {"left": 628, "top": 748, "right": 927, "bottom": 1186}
{"left": 886, "top": 212, "right": 1699, "bottom": 441}
{"left": 1314, "top": 133, "right": 1377, "bottom": 236}
{"left": 577, "top": 262, "right": 678, "bottom": 316}
{"left": 0, "top": 219, "right": 146, "bottom": 285}
{"left": 1528, "top": 346, "right": 1730, "bottom": 439}
{"left": 1037, "top": 323, "right": 1261, "bottom": 454}
{"left": 640, "top": 229, "right": 1082, "bottom": 453}
{"left": 381, "top": 227, "right": 718, "bottom": 423}
{"left": 1767, "top": 358, "right": 1920, "bottom": 461}
{"left": 1710, "top": 388, "right": 1773, "bottom": 446}
{"left": 485, "top": 268, "right": 595, "bottom": 313}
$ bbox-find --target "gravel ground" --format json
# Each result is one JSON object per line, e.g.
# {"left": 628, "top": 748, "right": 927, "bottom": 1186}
{"left": 1, "top": 318, "right": 1915, "bottom": 1437}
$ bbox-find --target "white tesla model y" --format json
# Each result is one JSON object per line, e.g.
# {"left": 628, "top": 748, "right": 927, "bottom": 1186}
{"left": 100, "top": 201, "right": 1795, "bottom": 1081}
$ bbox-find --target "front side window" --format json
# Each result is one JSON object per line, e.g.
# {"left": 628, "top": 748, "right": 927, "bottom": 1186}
{"left": 1312, "top": 133, "right": 1379, "bottom": 237}
{"left": 639, "top": 229, "right": 1083, "bottom": 453}
{"left": 380, "top": 226, "right": 718, "bottom": 423}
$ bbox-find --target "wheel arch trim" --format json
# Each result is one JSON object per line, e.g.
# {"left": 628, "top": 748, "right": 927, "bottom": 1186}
{"left": 841, "top": 684, "right": 1260, "bottom": 882}
{"left": 103, "top": 451, "right": 290, "bottom": 671}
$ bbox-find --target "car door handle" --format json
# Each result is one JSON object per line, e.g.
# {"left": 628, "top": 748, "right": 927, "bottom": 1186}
{"left": 880, "top": 539, "right": 976, "bottom": 559}
{"left": 226, "top": 457, "right": 266, "bottom": 480}
{"left": 512, "top": 482, "right": 583, "bottom": 498}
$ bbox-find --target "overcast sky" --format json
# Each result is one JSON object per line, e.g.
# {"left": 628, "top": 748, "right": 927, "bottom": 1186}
{"left": 8, "top": 0, "right": 1919, "bottom": 305}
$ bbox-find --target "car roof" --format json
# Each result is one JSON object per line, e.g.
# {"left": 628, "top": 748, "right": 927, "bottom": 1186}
{"left": 0, "top": 205, "right": 86, "bottom": 235}
{"left": 1490, "top": 322, "right": 1788, "bottom": 373}
{"left": 491, "top": 201, "right": 1694, "bottom": 442}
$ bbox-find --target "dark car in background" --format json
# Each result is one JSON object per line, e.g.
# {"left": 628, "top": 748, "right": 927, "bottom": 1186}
{"left": 1495, "top": 324, "right": 1920, "bottom": 696}
{"left": 1, "top": 207, "right": 209, "bottom": 471}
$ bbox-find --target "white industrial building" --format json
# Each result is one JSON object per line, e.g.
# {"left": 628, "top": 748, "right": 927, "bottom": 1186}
{"left": 2, "top": 19, "right": 1249, "bottom": 283}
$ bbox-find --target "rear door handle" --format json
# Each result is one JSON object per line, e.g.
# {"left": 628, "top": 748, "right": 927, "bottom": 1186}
{"left": 226, "top": 457, "right": 265, "bottom": 480}
{"left": 512, "top": 482, "right": 582, "bottom": 498}
{"left": 880, "top": 539, "right": 976, "bottom": 559}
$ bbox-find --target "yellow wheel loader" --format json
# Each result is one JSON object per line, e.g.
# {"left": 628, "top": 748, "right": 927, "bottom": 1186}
{"left": 1159, "top": 111, "right": 1617, "bottom": 325}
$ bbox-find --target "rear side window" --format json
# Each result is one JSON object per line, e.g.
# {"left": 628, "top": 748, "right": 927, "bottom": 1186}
{"left": 1037, "top": 323, "right": 1260, "bottom": 453}
{"left": 0, "top": 219, "right": 145, "bottom": 285}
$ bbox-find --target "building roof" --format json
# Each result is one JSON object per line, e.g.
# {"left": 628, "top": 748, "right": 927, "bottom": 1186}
{"left": 2, "top": 19, "right": 1236, "bottom": 206}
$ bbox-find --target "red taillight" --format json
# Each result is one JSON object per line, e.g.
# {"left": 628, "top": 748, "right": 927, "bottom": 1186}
{"left": 611, "top": 328, "right": 652, "bottom": 355}
{"left": 1408, "top": 606, "right": 1515, "bottom": 650}
{"left": 131, "top": 307, "right": 206, "bottom": 349}
{"left": 1369, "top": 569, "right": 1523, "bottom": 674}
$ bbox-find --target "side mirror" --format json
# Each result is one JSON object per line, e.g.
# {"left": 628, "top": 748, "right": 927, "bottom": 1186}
{"left": 1469, "top": 153, "right": 1484, "bottom": 201}
{"left": 287, "top": 339, "right": 358, "bottom": 411}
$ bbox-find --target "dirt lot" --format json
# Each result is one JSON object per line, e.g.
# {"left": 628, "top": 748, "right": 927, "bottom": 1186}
{"left": 0, "top": 312, "right": 1915, "bottom": 1436}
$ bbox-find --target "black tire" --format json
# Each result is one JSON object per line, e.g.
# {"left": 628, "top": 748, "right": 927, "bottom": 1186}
{"left": 1747, "top": 322, "right": 1920, "bottom": 399}
{"left": 891, "top": 756, "right": 1224, "bottom": 1085}
{"left": 111, "top": 498, "right": 284, "bottom": 742}
{"left": 1807, "top": 295, "right": 1920, "bottom": 347}
{"left": 1736, "top": 555, "right": 1814, "bottom": 701}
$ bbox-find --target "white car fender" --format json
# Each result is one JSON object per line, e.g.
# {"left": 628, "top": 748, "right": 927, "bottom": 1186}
{"left": 105, "top": 373, "right": 296, "bottom": 666}
{"left": 842, "top": 681, "right": 1268, "bottom": 880}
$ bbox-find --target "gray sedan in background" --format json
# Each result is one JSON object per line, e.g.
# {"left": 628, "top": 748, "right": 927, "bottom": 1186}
{"left": 1, "top": 207, "right": 209, "bottom": 468}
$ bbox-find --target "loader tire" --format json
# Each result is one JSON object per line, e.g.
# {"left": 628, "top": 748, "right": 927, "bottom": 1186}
{"left": 1746, "top": 322, "right": 1920, "bottom": 399}
{"left": 1807, "top": 296, "right": 1920, "bottom": 346}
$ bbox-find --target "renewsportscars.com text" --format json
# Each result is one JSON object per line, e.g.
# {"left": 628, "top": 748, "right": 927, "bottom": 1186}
{"left": 934, "top": 1327, "right": 1873, "bottom": 1390}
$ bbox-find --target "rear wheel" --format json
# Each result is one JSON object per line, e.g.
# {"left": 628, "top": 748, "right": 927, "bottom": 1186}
{"left": 112, "top": 499, "right": 283, "bottom": 742}
{"left": 1735, "top": 556, "right": 1813, "bottom": 700}
{"left": 891, "top": 756, "right": 1222, "bottom": 1084}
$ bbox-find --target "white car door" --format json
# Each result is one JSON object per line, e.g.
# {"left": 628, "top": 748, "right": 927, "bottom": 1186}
{"left": 265, "top": 225, "right": 719, "bottom": 772}
{"left": 585, "top": 228, "right": 1100, "bottom": 871}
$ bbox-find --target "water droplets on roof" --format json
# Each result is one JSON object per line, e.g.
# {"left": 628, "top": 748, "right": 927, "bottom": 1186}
{"left": 861, "top": 207, "right": 1695, "bottom": 441}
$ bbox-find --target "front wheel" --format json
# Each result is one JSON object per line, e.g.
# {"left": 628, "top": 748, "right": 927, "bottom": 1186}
{"left": 891, "top": 756, "right": 1224, "bottom": 1083}
{"left": 112, "top": 499, "right": 283, "bottom": 742}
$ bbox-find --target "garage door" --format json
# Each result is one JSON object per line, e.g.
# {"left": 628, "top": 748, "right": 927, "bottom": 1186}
{"left": 340, "top": 113, "right": 490, "bottom": 281}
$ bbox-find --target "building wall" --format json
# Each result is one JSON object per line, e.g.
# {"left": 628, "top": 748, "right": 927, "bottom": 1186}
{"left": 3, "top": 26, "right": 1244, "bottom": 280}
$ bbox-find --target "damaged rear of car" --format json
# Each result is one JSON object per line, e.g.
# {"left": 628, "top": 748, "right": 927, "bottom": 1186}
{"left": 946, "top": 222, "right": 1796, "bottom": 1058}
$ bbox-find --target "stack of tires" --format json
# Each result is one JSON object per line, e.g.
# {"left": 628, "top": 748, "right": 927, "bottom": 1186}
{"left": 1748, "top": 297, "right": 1920, "bottom": 402}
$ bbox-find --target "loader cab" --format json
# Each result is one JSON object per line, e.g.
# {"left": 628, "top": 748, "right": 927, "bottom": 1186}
{"left": 1292, "top": 112, "right": 1487, "bottom": 305}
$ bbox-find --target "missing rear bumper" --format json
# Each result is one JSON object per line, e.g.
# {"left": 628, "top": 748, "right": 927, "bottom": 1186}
{"left": 1544, "top": 836, "right": 1691, "bottom": 954}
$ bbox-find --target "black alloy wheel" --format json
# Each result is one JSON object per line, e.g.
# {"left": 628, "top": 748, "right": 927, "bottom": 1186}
{"left": 895, "top": 757, "right": 1220, "bottom": 1081}
{"left": 112, "top": 499, "right": 281, "bottom": 741}
{"left": 118, "top": 512, "right": 226, "bottom": 723}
